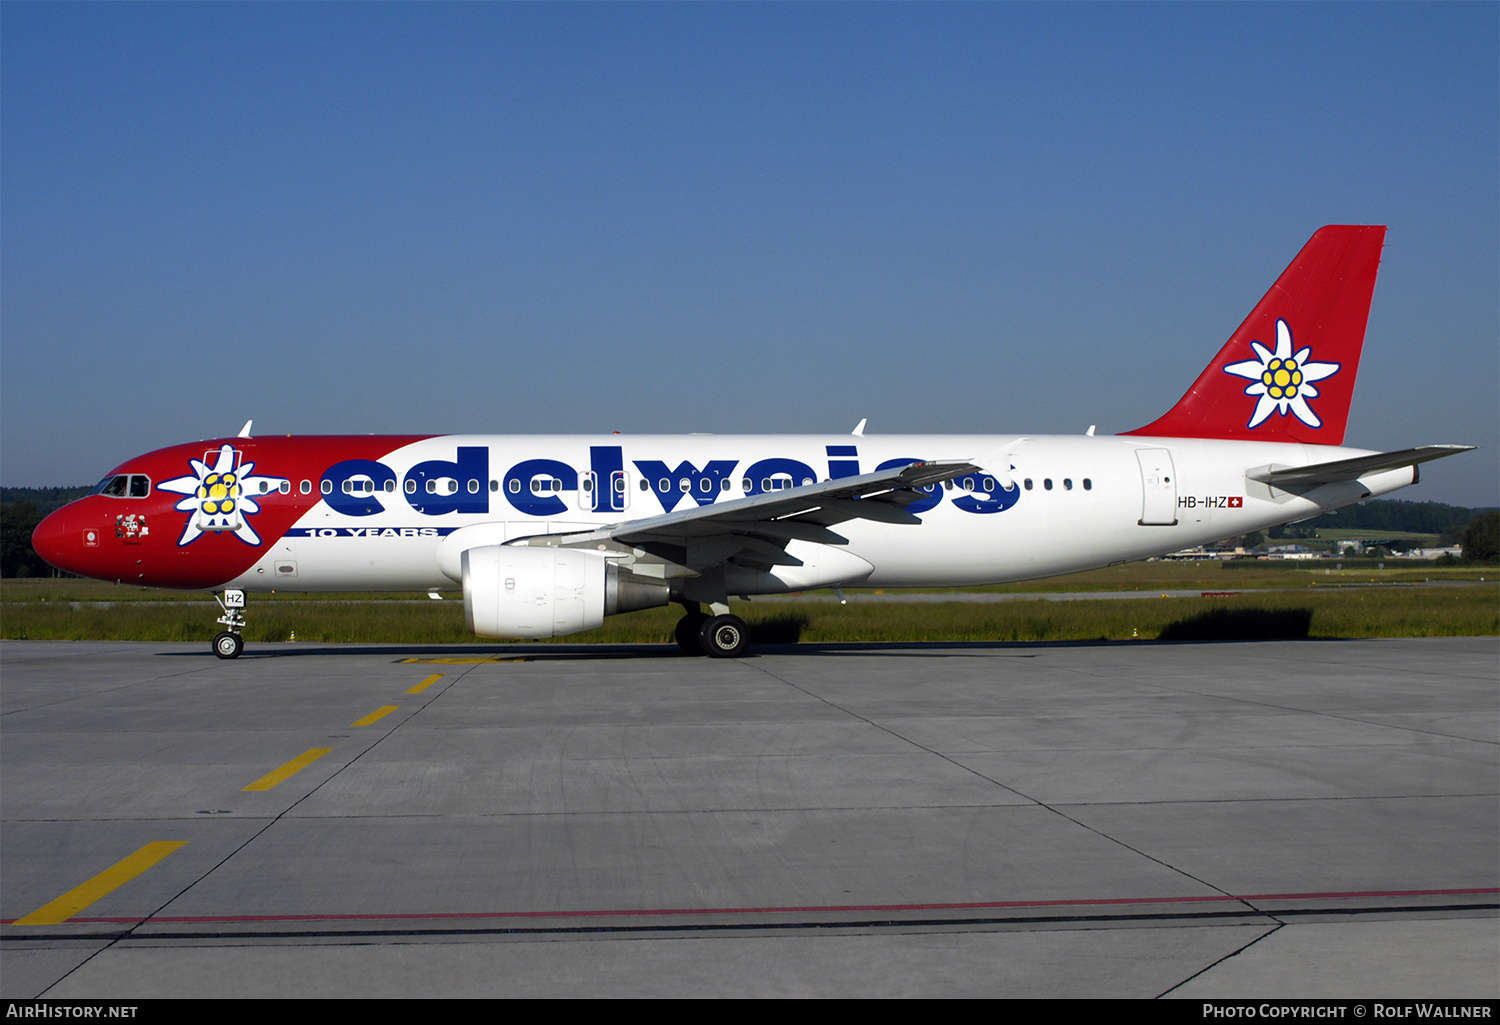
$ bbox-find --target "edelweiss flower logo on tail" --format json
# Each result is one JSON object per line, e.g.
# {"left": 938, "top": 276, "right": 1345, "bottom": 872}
{"left": 157, "top": 444, "right": 288, "bottom": 547}
{"left": 1223, "top": 319, "right": 1340, "bottom": 429}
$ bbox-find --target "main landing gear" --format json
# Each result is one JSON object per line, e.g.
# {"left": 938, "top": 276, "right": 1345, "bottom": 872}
{"left": 674, "top": 603, "right": 750, "bottom": 658}
{"left": 212, "top": 588, "right": 247, "bottom": 659}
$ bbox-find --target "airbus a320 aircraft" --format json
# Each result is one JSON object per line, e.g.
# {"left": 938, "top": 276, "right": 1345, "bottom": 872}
{"left": 32, "top": 226, "right": 1472, "bottom": 659}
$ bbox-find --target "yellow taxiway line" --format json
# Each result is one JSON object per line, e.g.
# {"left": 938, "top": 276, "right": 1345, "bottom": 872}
{"left": 14, "top": 841, "right": 187, "bottom": 925}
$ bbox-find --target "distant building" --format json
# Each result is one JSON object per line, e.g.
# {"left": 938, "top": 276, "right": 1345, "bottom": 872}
{"left": 1262, "top": 544, "right": 1317, "bottom": 560}
{"left": 1408, "top": 547, "right": 1462, "bottom": 560}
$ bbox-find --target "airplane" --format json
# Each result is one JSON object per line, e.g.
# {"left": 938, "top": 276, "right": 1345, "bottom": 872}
{"left": 31, "top": 225, "right": 1473, "bottom": 659}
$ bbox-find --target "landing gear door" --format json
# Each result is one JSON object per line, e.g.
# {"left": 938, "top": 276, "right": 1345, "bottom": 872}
{"left": 1136, "top": 448, "right": 1178, "bottom": 526}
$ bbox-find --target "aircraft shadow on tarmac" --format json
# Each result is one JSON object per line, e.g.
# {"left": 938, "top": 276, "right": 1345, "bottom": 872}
{"left": 155, "top": 605, "right": 1320, "bottom": 661}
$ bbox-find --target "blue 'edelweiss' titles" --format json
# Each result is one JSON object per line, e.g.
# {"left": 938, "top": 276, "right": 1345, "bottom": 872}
{"left": 158, "top": 444, "right": 289, "bottom": 547}
{"left": 170, "top": 444, "right": 1024, "bottom": 546}
{"left": 1223, "top": 319, "right": 1340, "bottom": 430}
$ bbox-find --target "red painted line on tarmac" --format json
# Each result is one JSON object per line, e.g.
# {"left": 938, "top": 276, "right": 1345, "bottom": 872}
{"left": 7, "top": 887, "right": 1495, "bottom": 926}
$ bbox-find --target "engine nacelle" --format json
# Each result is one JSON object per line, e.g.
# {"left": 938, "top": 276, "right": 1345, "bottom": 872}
{"left": 461, "top": 545, "right": 668, "bottom": 639}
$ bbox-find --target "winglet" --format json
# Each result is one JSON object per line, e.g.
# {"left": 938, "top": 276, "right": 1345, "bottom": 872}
{"left": 237, "top": 420, "right": 253, "bottom": 439}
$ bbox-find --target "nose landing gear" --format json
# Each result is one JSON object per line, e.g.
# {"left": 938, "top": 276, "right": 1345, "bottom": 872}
{"left": 212, "top": 589, "right": 247, "bottom": 659}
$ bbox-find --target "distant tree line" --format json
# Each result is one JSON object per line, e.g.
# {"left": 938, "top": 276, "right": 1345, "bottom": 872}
{"left": 1461, "top": 511, "right": 1498, "bottom": 562}
{"left": 1, "top": 487, "right": 90, "bottom": 577}
{"left": 1, "top": 486, "right": 92, "bottom": 517}
{"left": 1254, "top": 500, "right": 1496, "bottom": 561}
{"left": 1291, "top": 499, "right": 1493, "bottom": 542}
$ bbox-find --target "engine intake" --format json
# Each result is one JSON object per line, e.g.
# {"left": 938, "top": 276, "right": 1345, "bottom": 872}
{"left": 462, "top": 545, "right": 668, "bottom": 639}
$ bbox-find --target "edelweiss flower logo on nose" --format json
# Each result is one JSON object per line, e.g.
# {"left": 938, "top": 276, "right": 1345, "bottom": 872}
{"left": 157, "top": 444, "right": 288, "bottom": 547}
{"left": 1223, "top": 319, "right": 1340, "bottom": 429}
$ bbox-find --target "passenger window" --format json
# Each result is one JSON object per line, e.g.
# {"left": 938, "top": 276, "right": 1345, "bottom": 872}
{"left": 1024, "top": 479, "right": 1033, "bottom": 490}
{"left": 509, "top": 479, "right": 521, "bottom": 494}
{"left": 280, "top": 481, "right": 291, "bottom": 495}
{"left": 468, "top": 479, "right": 479, "bottom": 494}
{"left": 1044, "top": 479, "right": 1053, "bottom": 490}
{"left": 490, "top": 480, "right": 499, "bottom": 492}
{"left": 321, "top": 480, "right": 332, "bottom": 495}
{"left": 1083, "top": 479, "right": 1092, "bottom": 491}
{"left": 983, "top": 478, "right": 995, "bottom": 492}
{"left": 1064, "top": 479, "right": 1073, "bottom": 491}
{"left": 406, "top": 479, "right": 417, "bottom": 494}
{"left": 385, "top": 480, "right": 395, "bottom": 493}
{"left": 301, "top": 480, "right": 311, "bottom": 494}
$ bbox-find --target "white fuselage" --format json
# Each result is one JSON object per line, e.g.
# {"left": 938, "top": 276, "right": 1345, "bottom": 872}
{"left": 224, "top": 433, "right": 1413, "bottom": 593}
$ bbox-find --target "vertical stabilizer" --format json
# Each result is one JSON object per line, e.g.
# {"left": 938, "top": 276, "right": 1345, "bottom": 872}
{"left": 1124, "top": 225, "right": 1386, "bottom": 445}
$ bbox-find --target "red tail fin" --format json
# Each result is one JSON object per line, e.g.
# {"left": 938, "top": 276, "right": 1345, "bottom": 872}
{"left": 1124, "top": 225, "right": 1386, "bottom": 445}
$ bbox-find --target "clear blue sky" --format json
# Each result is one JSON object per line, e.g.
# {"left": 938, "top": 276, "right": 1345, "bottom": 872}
{"left": 4, "top": 3, "right": 1495, "bottom": 506}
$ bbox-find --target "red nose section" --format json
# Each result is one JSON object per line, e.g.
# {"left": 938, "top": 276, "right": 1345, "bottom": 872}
{"left": 30, "top": 499, "right": 177, "bottom": 585}
{"left": 31, "top": 504, "right": 95, "bottom": 577}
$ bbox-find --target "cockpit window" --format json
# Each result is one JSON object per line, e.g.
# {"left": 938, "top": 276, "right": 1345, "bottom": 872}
{"left": 91, "top": 474, "right": 151, "bottom": 498}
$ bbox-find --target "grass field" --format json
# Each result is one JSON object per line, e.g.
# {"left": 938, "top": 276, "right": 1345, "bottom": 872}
{"left": 2, "top": 562, "right": 1494, "bottom": 644}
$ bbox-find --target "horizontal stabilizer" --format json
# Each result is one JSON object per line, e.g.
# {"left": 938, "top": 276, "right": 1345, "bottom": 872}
{"left": 1246, "top": 445, "right": 1474, "bottom": 488}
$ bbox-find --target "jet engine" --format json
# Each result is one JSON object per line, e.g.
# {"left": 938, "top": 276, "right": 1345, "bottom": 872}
{"left": 461, "top": 545, "right": 669, "bottom": 639}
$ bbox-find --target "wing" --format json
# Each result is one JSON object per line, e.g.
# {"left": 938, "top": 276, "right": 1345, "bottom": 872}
{"left": 512, "top": 459, "right": 979, "bottom": 574}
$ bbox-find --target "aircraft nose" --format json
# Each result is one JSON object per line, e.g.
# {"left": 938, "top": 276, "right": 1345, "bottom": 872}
{"left": 31, "top": 506, "right": 95, "bottom": 576}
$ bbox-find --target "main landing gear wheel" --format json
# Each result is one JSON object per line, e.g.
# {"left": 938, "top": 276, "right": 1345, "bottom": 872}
{"left": 213, "top": 631, "right": 244, "bottom": 660}
{"left": 699, "top": 614, "right": 749, "bottom": 659}
{"left": 675, "top": 611, "right": 710, "bottom": 655}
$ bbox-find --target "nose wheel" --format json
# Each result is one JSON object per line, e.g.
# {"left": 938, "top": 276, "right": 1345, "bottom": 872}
{"left": 213, "top": 630, "right": 244, "bottom": 659}
{"left": 213, "top": 589, "right": 247, "bottom": 659}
